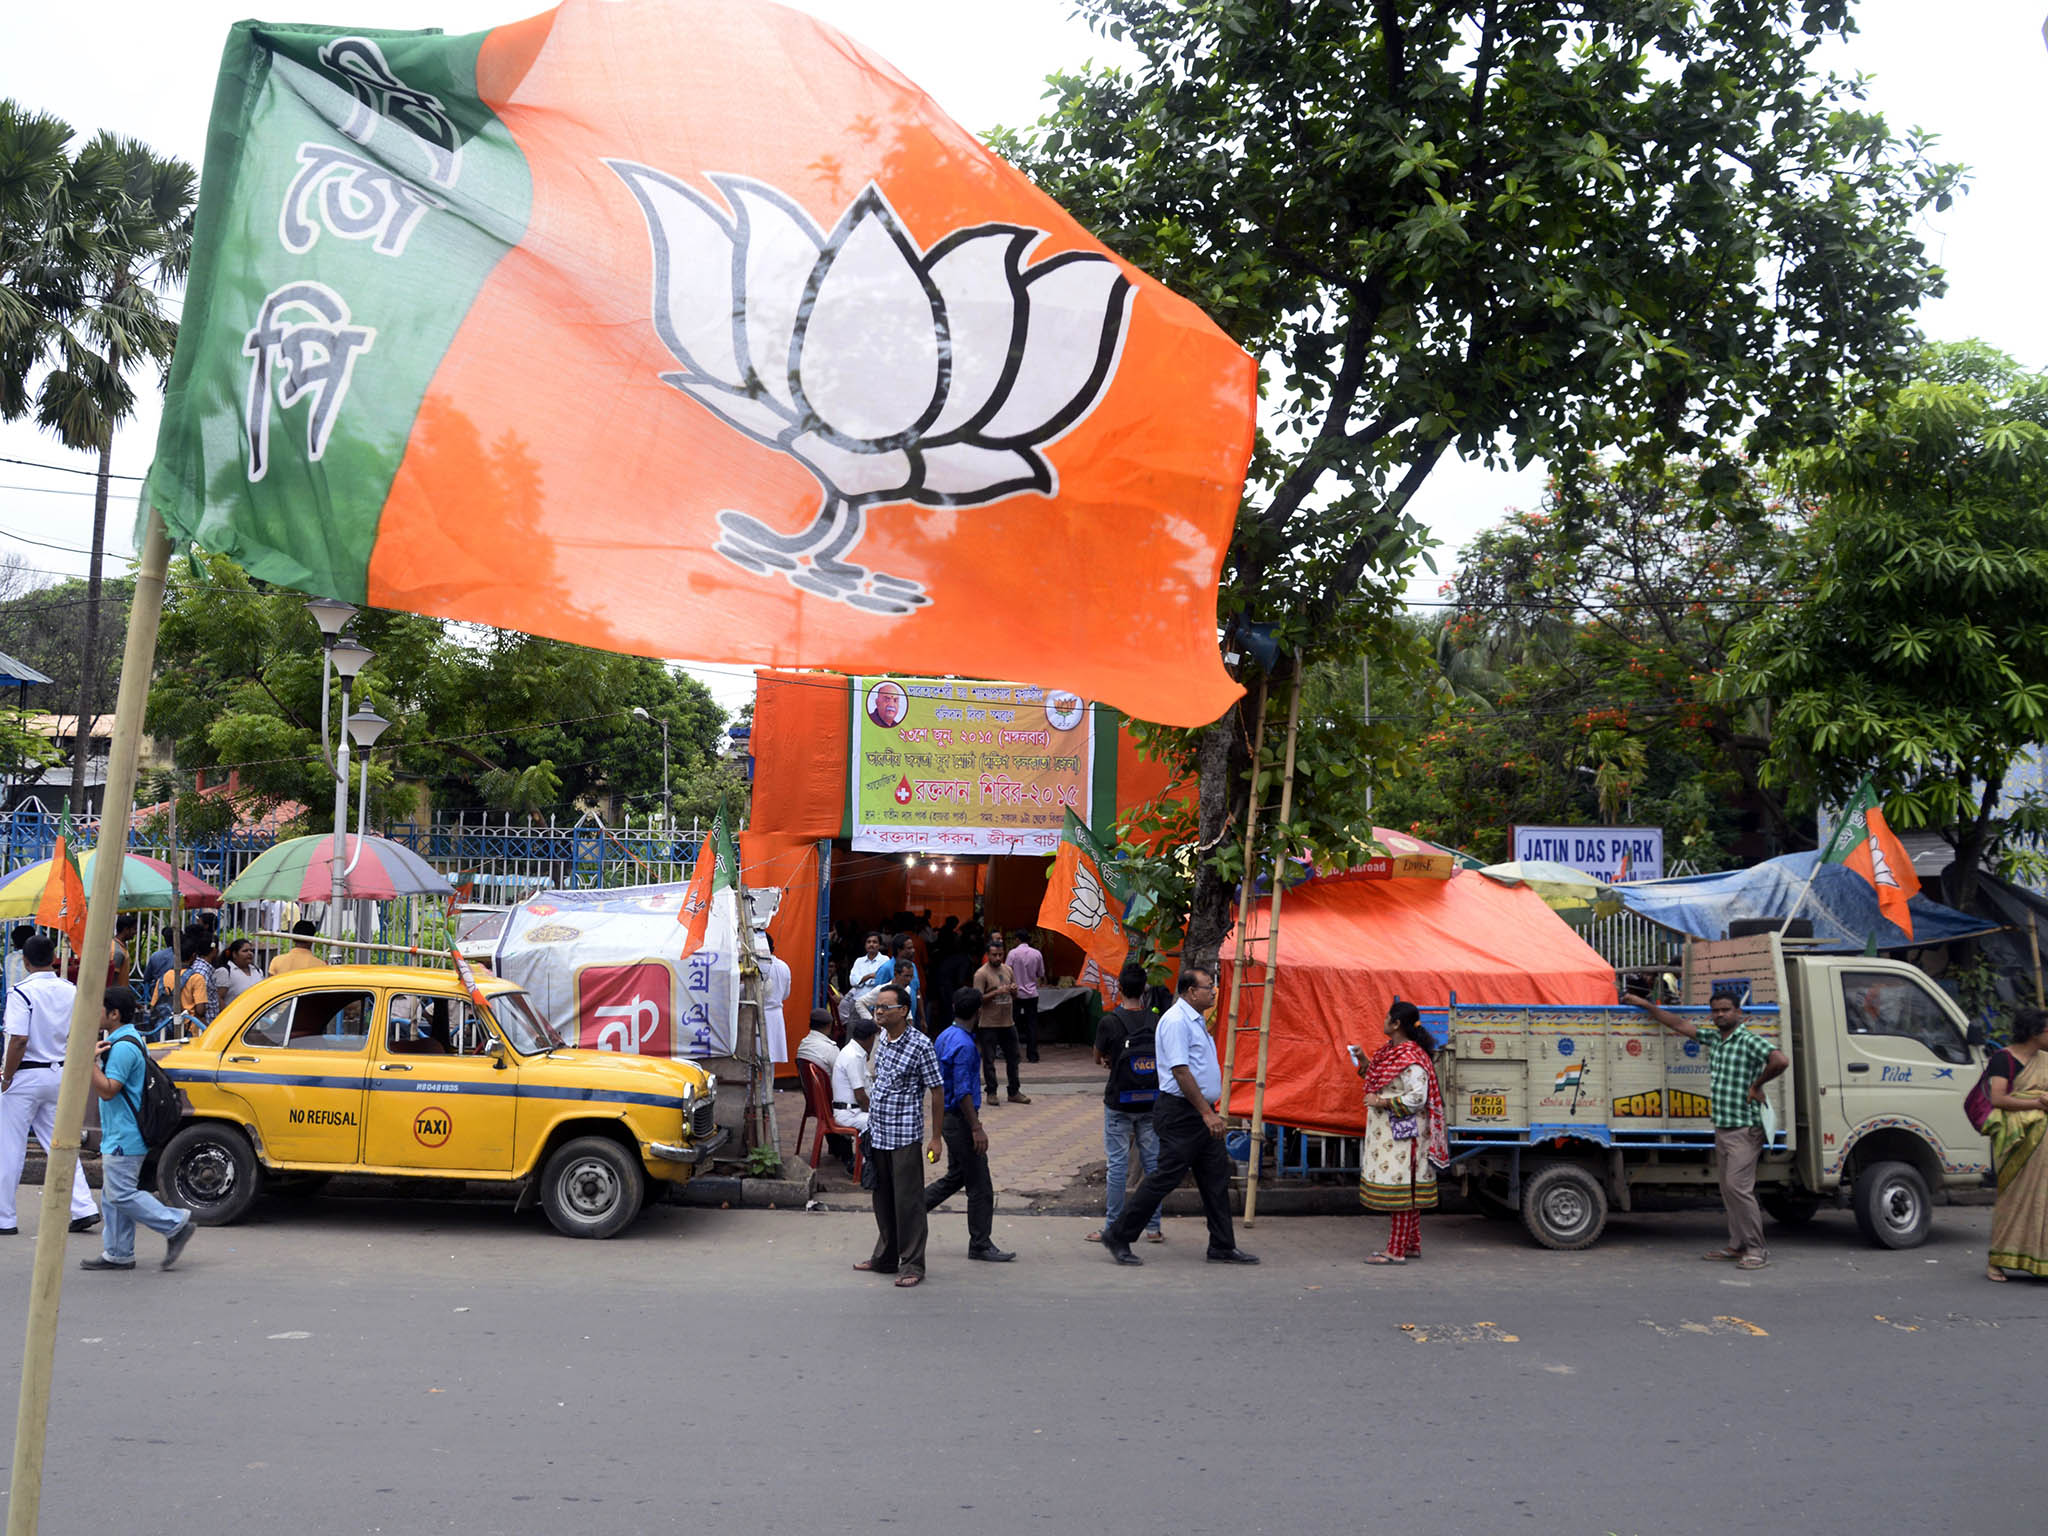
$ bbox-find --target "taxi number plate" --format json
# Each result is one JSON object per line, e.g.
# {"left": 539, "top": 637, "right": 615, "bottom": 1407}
{"left": 1470, "top": 1093, "right": 1507, "bottom": 1118}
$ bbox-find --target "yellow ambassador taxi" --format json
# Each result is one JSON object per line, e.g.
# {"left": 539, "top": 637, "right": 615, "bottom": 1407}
{"left": 153, "top": 965, "right": 725, "bottom": 1238}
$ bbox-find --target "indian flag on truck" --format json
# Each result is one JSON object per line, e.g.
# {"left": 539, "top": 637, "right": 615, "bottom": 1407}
{"left": 1554, "top": 1064, "right": 1585, "bottom": 1091}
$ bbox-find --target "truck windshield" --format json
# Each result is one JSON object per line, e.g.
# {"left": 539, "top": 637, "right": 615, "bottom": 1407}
{"left": 489, "top": 990, "right": 568, "bottom": 1055}
{"left": 1839, "top": 970, "right": 1970, "bottom": 1064}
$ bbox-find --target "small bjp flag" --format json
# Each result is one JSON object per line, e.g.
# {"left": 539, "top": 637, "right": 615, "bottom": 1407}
{"left": 144, "top": 1, "right": 1256, "bottom": 727}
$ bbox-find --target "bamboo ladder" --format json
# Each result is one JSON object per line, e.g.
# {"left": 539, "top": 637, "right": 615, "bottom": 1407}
{"left": 1217, "top": 673, "right": 1305, "bottom": 1226}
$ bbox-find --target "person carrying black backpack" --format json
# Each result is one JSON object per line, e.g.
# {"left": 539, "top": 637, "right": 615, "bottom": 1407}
{"left": 80, "top": 987, "right": 195, "bottom": 1273}
{"left": 1089, "top": 962, "right": 1163, "bottom": 1245}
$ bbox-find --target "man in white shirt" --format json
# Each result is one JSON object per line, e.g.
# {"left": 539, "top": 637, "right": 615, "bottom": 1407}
{"left": 1100, "top": 966, "right": 1256, "bottom": 1268}
{"left": 797, "top": 1008, "right": 841, "bottom": 1072}
{"left": 761, "top": 933, "right": 793, "bottom": 1065}
{"left": 848, "top": 932, "right": 890, "bottom": 992}
{"left": 831, "top": 1017, "right": 876, "bottom": 1134}
{"left": 0, "top": 935, "right": 101, "bottom": 1235}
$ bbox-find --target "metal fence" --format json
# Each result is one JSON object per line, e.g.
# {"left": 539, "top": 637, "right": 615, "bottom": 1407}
{"left": 1576, "top": 906, "right": 1686, "bottom": 975}
{"left": 0, "top": 807, "right": 705, "bottom": 900}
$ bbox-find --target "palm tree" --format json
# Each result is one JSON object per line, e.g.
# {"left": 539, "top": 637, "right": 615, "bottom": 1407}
{"left": 0, "top": 101, "right": 193, "bottom": 807}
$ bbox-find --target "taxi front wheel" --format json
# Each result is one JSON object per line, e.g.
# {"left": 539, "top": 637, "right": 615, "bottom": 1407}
{"left": 540, "top": 1137, "right": 644, "bottom": 1239}
{"left": 159, "top": 1122, "right": 263, "bottom": 1226}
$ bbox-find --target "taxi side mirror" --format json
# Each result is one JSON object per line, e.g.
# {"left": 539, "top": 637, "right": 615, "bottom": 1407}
{"left": 1966, "top": 1022, "right": 1987, "bottom": 1048}
{"left": 484, "top": 1036, "right": 507, "bottom": 1068}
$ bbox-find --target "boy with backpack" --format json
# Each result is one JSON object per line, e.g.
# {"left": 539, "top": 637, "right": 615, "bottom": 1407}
{"left": 80, "top": 986, "right": 194, "bottom": 1272}
{"left": 1089, "top": 962, "right": 1163, "bottom": 1245}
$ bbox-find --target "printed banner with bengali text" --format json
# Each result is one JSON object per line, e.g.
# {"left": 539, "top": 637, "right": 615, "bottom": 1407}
{"left": 851, "top": 675, "right": 1093, "bottom": 854}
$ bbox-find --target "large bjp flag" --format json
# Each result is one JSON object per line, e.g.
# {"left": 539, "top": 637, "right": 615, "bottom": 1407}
{"left": 142, "top": 1, "right": 1255, "bottom": 727}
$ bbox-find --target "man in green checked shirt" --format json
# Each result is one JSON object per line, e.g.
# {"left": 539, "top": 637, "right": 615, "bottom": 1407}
{"left": 1626, "top": 985, "right": 1789, "bottom": 1270}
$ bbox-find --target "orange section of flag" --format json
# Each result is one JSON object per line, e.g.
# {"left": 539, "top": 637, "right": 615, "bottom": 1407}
{"left": 1846, "top": 805, "right": 1920, "bottom": 941}
{"left": 677, "top": 836, "right": 717, "bottom": 958}
{"left": 34, "top": 835, "right": 88, "bottom": 955}
{"left": 364, "top": 0, "right": 1252, "bottom": 729}
{"left": 1039, "top": 840, "right": 1128, "bottom": 992}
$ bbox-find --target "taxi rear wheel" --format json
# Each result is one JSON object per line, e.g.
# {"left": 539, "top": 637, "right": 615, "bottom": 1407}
{"left": 540, "top": 1136, "right": 643, "bottom": 1239}
{"left": 158, "top": 1122, "right": 262, "bottom": 1226}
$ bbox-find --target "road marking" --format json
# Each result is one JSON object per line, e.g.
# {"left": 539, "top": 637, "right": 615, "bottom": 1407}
{"left": 1399, "top": 1322, "right": 1519, "bottom": 1344}
{"left": 266, "top": 1330, "right": 312, "bottom": 1340}
{"left": 1639, "top": 1317, "right": 1770, "bottom": 1339}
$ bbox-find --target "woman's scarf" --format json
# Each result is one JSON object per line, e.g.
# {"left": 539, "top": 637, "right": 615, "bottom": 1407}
{"left": 1364, "top": 1037, "right": 1451, "bottom": 1169}
{"left": 1990, "top": 1048, "right": 2048, "bottom": 1191}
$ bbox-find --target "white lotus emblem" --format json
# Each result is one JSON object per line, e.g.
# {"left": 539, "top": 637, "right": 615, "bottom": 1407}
{"left": 608, "top": 164, "right": 1134, "bottom": 613}
{"left": 1067, "top": 859, "right": 1108, "bottom": 932}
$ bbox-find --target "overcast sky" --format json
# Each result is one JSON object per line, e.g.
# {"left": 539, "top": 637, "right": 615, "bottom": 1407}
{"left": 0, "top": 0, "right": 2040, "bottom": 714}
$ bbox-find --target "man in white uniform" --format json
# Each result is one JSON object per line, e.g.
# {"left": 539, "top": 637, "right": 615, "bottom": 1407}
{"left": 0, "top": 935, "right": 101, "bottom": 1235}
{"left": 761, "top": 932, "right": 794, "bottom": 1065}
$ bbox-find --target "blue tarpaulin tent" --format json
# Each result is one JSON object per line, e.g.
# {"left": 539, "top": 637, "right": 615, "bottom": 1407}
{"left": 1612, "top": 851, "right": 2000, "bottom": 951}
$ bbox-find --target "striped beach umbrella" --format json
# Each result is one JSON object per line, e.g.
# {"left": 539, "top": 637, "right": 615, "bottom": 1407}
{"left": 219, "top": 834, "right": 454, "bottom": 904}
{"left": 0, "top": 851, "right": 223, "bottom": 918}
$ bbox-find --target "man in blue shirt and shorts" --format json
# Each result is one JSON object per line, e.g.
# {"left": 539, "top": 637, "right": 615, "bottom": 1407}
{"left": 81, "top": 987, "right": 194, "bottom": 1272}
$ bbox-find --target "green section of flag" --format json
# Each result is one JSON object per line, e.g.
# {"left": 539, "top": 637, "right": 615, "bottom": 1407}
{"left": 709, "top": 802, "right": 740, "bottom": 891}
{"left": 143, "top": 21, "right": 531, "bottom": 600}
{"left": 1820, "top": 776, "right": 1880, "bottom": 864}
{"left": 1063, "top": 807, "right": 1145, "bottom": 917}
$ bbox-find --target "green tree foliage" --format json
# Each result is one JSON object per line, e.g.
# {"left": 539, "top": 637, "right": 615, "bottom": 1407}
{"left": 1383, "top": 457, "right": 1798, "bottom": 863}
{"left": 999, "top": 0, "right": 1962, "bottom": 963}
{"left": 0, "top": 98, "right": 193, "bottom": 801}
{"left": 1726, "top": 342, "right": 2048, "bottom": 907}
{"left": 0, "top": 565, "right": 133, "bottom": 715}
{"left": 145, "top": 556, "right": 737, "bottom": 833}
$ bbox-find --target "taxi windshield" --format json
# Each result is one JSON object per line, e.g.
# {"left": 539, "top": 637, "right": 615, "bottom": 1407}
{"left": 489, "top": 989, "right": 567, "bottom": 1054}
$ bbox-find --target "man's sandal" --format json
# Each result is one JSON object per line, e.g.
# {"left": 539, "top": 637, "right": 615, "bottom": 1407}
{"left": 1735, "top": 1254, "right": 1769, "bottom": 1270}
{"left": 894, "top": 1272, "right": 923, "bottom": 1288}
{"left": 1364, "top": 1252, "right": 1406, "bottom": 1265}
{"left": 1701, "top": 1247, "right": 1742, "bottom": 1262}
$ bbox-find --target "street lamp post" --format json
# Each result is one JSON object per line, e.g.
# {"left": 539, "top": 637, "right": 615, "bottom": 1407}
{"left": 632, "top": 706, "right": 671, "bottom": 828}
{"left": 306, "top": 600, "right": 375, "bottom": 939}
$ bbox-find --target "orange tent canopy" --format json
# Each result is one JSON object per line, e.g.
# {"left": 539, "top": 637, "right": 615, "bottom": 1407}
{"left": 1218, "top": 870, "right": 1616, "bottom": 1136}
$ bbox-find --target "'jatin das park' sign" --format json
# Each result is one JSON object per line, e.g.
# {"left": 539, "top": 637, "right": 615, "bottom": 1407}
{"left": 851, "top": 675, "right": 1100, "bottom": 855}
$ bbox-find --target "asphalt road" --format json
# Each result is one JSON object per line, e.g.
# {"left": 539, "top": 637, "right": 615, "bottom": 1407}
{"left": 0, "top": 1189, "right": 2036, "bottom": 1536}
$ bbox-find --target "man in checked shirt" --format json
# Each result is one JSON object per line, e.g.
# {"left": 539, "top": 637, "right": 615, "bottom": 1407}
{"left": 853, "top": 983, "right": 944, "bottom": 1288}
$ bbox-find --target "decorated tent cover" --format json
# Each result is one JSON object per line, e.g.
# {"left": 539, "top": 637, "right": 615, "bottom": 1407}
{"left": 1610, "top": 851, "right": 1999, "bottom": 952}
{"left": 1218, "top": 870, "right": 1618, "bottom": 1136}
{"left": 143, "top": 0, "right": 1256, "bottom": 727}
{"left": 492, "top": 881, "right": 740, "bottom": 1058}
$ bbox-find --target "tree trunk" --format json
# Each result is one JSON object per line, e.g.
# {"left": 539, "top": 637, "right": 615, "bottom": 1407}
{"left": 1944, "top": 771, "right": 2005, "bottom": 916}
{"left": 1184, "top": 698, "right": 1255, "bottom": 972}
{"left": 66, "top": 437, "right": 113, "bottom": 810}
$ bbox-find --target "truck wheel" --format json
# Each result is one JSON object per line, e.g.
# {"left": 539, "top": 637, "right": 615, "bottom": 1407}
{"left": 1852, "top": 1160, "right": 1931, "bottom": 1249}
{"left": 540, "top": 1136, "right": 644, "bottom": 1239}
{"left": 1521, "top": 1164, "right": 1607, "bottom": 1251}
{"left": 1763, "top": 1193, "right": 1820, "bottom": 1227}
{"left": 158, "top": 1122, "right": 263, "bottom": 1226}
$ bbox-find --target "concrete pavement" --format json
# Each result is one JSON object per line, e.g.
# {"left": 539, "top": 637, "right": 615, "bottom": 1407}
{"left": 0, "top": 1186, "right": 2035, "bottom": 1535}
{"left": 781, "top": 1041, "right": 1121, "bottom": 1207}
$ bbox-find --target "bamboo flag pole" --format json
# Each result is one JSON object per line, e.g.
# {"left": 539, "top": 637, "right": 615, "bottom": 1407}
{"left": 8, "top": 511, "right": 172, "bottom": 1536}
{"left": 2030, "top": 913, "right": 2044, "bottom": 1009}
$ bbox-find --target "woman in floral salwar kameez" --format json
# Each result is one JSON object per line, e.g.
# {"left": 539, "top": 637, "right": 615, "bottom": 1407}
{"left": 1355, "top": 1002, "right": 1449, "bottom": 1265}
{"left": 1987, "top": 1008, "right": 2048, "bottom": 1282}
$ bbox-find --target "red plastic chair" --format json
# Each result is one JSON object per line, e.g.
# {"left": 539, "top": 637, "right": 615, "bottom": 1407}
{"left": 796, "top": 1060, "right": 863, "bottom": 1180}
